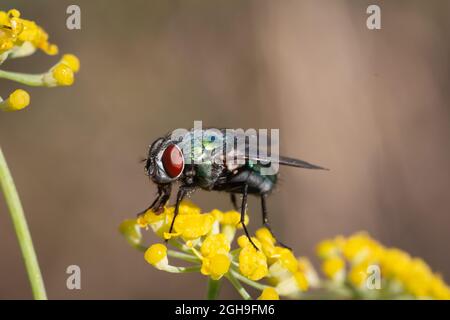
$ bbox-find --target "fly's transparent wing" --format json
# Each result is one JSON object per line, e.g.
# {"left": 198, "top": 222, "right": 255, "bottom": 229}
{"left": 175, "top": 128, "right": 328, "bottom": 170}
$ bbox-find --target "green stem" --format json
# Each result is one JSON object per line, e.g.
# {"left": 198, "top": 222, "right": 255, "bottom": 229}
{"left": 206, "top": 278, "right": 222, "bottom": 300}
{"left": 165, "top": 265, "right": 201, "bottom": 274}
{"left": 226, "top": 273, "right": 252, "bottom": 300}
{"left": 0, "top": 69, "right": 46, "bottom": 87}
{"left": 167, "top": 250, "right": 199, "bottom": 263}
{"left": 135, "top": 243, "right": 199, "bottom": 263}
{"left": 0, "top": 146, "right": 47, "bottom": 299}
{"left": 230, "top": 269, "right": 268, "bottom": 291}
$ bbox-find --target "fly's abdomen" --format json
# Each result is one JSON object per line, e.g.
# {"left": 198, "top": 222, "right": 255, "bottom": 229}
{"left": 211, "top": 164, "right": 277, "bottom": 195}
{"left": 246, "top": 165, "right": 277, "bottom": 194}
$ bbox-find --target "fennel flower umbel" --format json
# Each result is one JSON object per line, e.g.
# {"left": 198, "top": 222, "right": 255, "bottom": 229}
{"left": 0, "top": 9, "right": 80, "bottom": 111}
{"left": 120, "top": 201, "right": 310, "bottom": 300}
{"left": 120, "top": 202, "right": 450, "bottom": 300}
{"left": 0, "top": 8, "right": 80, "bottom": 300}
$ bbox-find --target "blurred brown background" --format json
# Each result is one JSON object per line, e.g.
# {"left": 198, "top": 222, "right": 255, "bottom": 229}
{"left": 0, "top": 0, "right": 449, "bottom": 299}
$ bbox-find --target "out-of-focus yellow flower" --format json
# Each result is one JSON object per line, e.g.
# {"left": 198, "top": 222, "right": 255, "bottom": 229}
{"left": 201, "top": 253, "right": 230, "bottom": 280}
{"left": 380, "top": 248, "right": 411, "bottom": 279}
{"left": 267, "top": 246, "right": 310, "bottom": 297}
{"left": 258, "top": 287, "right": 279, "bottom": 300}
{"left": 316, "top": 236, "right": 345, "bottom": 259}
{"left": 275, "top": 271, "right": 309, "bottom": 296}
{"left": 119, "top": 219, "right": 142, "bottom": 247}
{"left": 316, "top": 232, "right": 450, "bottom": 300}
{"left": 274, "top": 247, "right": 298, "bottom": 273}
{"left": 267, "top": 246, "right": 299, "bottom": 282}
{"left": 348, "top": 262, "right": 369, "bottom": 288}
{"left": 342, "top": 232, "right": 380, "bottom": 264}
{"left": 430, "top": 276, "right": 450, "bottom": 300}
{"left": 145, "top": 243, "right": 169, "bottom": 270}
{"left": 298, "top": 257, "right": 320, "bottom": 288}
{"left": 238, "top": 236, "right": 268, "bottom": 281}
{"left": 294, "top": 272, "right": 309, "bottom": 291}
{"left": 322, "top": 256, "right": 345, "bottom": 282}
{"left": 0, "top": 89, "right": 30, "bottom": 112}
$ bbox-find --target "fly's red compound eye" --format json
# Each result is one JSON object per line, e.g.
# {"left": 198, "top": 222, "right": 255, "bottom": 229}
{"left": 161, "top": 144, "right": 184, "bottom": 178}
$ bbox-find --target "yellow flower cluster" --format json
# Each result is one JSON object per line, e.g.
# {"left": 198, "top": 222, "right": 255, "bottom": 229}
{"left": 316, "top": 232, "right": 450, "bottom": 299}
{"left": 121, "top": 201, "right": 311, "bottom": 300}
{"left": 0, "top": 9, "right": 57, "bottom": 55}
{"left": 121, "top": 202, "right": 449, "bottom": 300}
{"left": 0, "top": 9, "right": 80, "bottom": 112}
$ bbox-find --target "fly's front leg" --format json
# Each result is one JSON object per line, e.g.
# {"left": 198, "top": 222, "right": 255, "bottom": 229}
{"left": 166, "top": 185, "right": 190, "bottom": 237}
{"left": 137, "top": 184, "right": 171, "bottom": 217}
{"left": 152, "top": 184, "right": 172, "bottom": 213}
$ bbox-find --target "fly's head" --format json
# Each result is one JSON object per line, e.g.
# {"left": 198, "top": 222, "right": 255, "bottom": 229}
{"left": 145, "top": 137, "right": 185, "bottom": 184}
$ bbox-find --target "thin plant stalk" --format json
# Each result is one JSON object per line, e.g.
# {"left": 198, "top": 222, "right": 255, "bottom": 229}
{"left": 207, "top": 278, "right": 222, "bottom": 300}
{"left": 226, "top": 273, "right": 252, "bottom": 300}
{"left": 0, "top": 146, "right": 47, "bottom": 300}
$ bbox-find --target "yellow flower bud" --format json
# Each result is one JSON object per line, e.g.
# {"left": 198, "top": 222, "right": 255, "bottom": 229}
{"left": 0, "top": 89, "right": 30, "bottom": 112}
{"left": 174, "top": 213, "right": 215, "bottom": 240}
{"left": 201, "top": 254, "right": 231, "bottom": 280}
{"left": 258, "top": 287, "right": 279, "bottom": 300}
{"left": 61, "top": 54, "right": 80, "bottom": 72}
{"left": 201, "top": 234, "right": 230, "bottom": 257}
{"left": 52, "top": 64, "right": 74, "bottom": 86}
{"left": 274, "top": 247, "right": 298, "bottom": 273}
{"left": 237, "top": 235, "right": 261, "bottom": 249}
{"left": 239, "top": 243, "right": 268, "bottom": 281}
{"left": 208, "top": 209, "right": 223, "bottom": 222}
{"left": 256, "top": 227, "right": 275, "bottom": 245}
{"left": 221, "top": 210, "right": 248, "bottom": 229}
{"left": 144, "top": 243, "right": 168, "bottom": 267}
{"left": 137, "top": 206, "right": 174, "bottom": 238}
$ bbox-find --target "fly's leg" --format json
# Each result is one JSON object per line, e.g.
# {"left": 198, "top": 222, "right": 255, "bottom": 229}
{"left": 136, "top": 192, "right": 161, "bottom": 217}
{"left": 152, "top": 184, "right": 172, "bottom": 213}
{"left": 230, "top": 193, "right": 239, "bottom": 211}
{"left": 166, "top": 186, "right": 188, "bottom": 237}
{"left": 240, "top": 184, "right": 258, "bottom": 250}
{"left": 136, "top": 184, "right": 171, "bottom": 217}
{"left": 261, "top": 193, "right": 291, "bottom": 250}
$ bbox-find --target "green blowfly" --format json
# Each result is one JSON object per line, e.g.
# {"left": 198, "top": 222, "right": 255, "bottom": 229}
{"left": 140, "top": 128, "right": 327, "bottom": 249}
